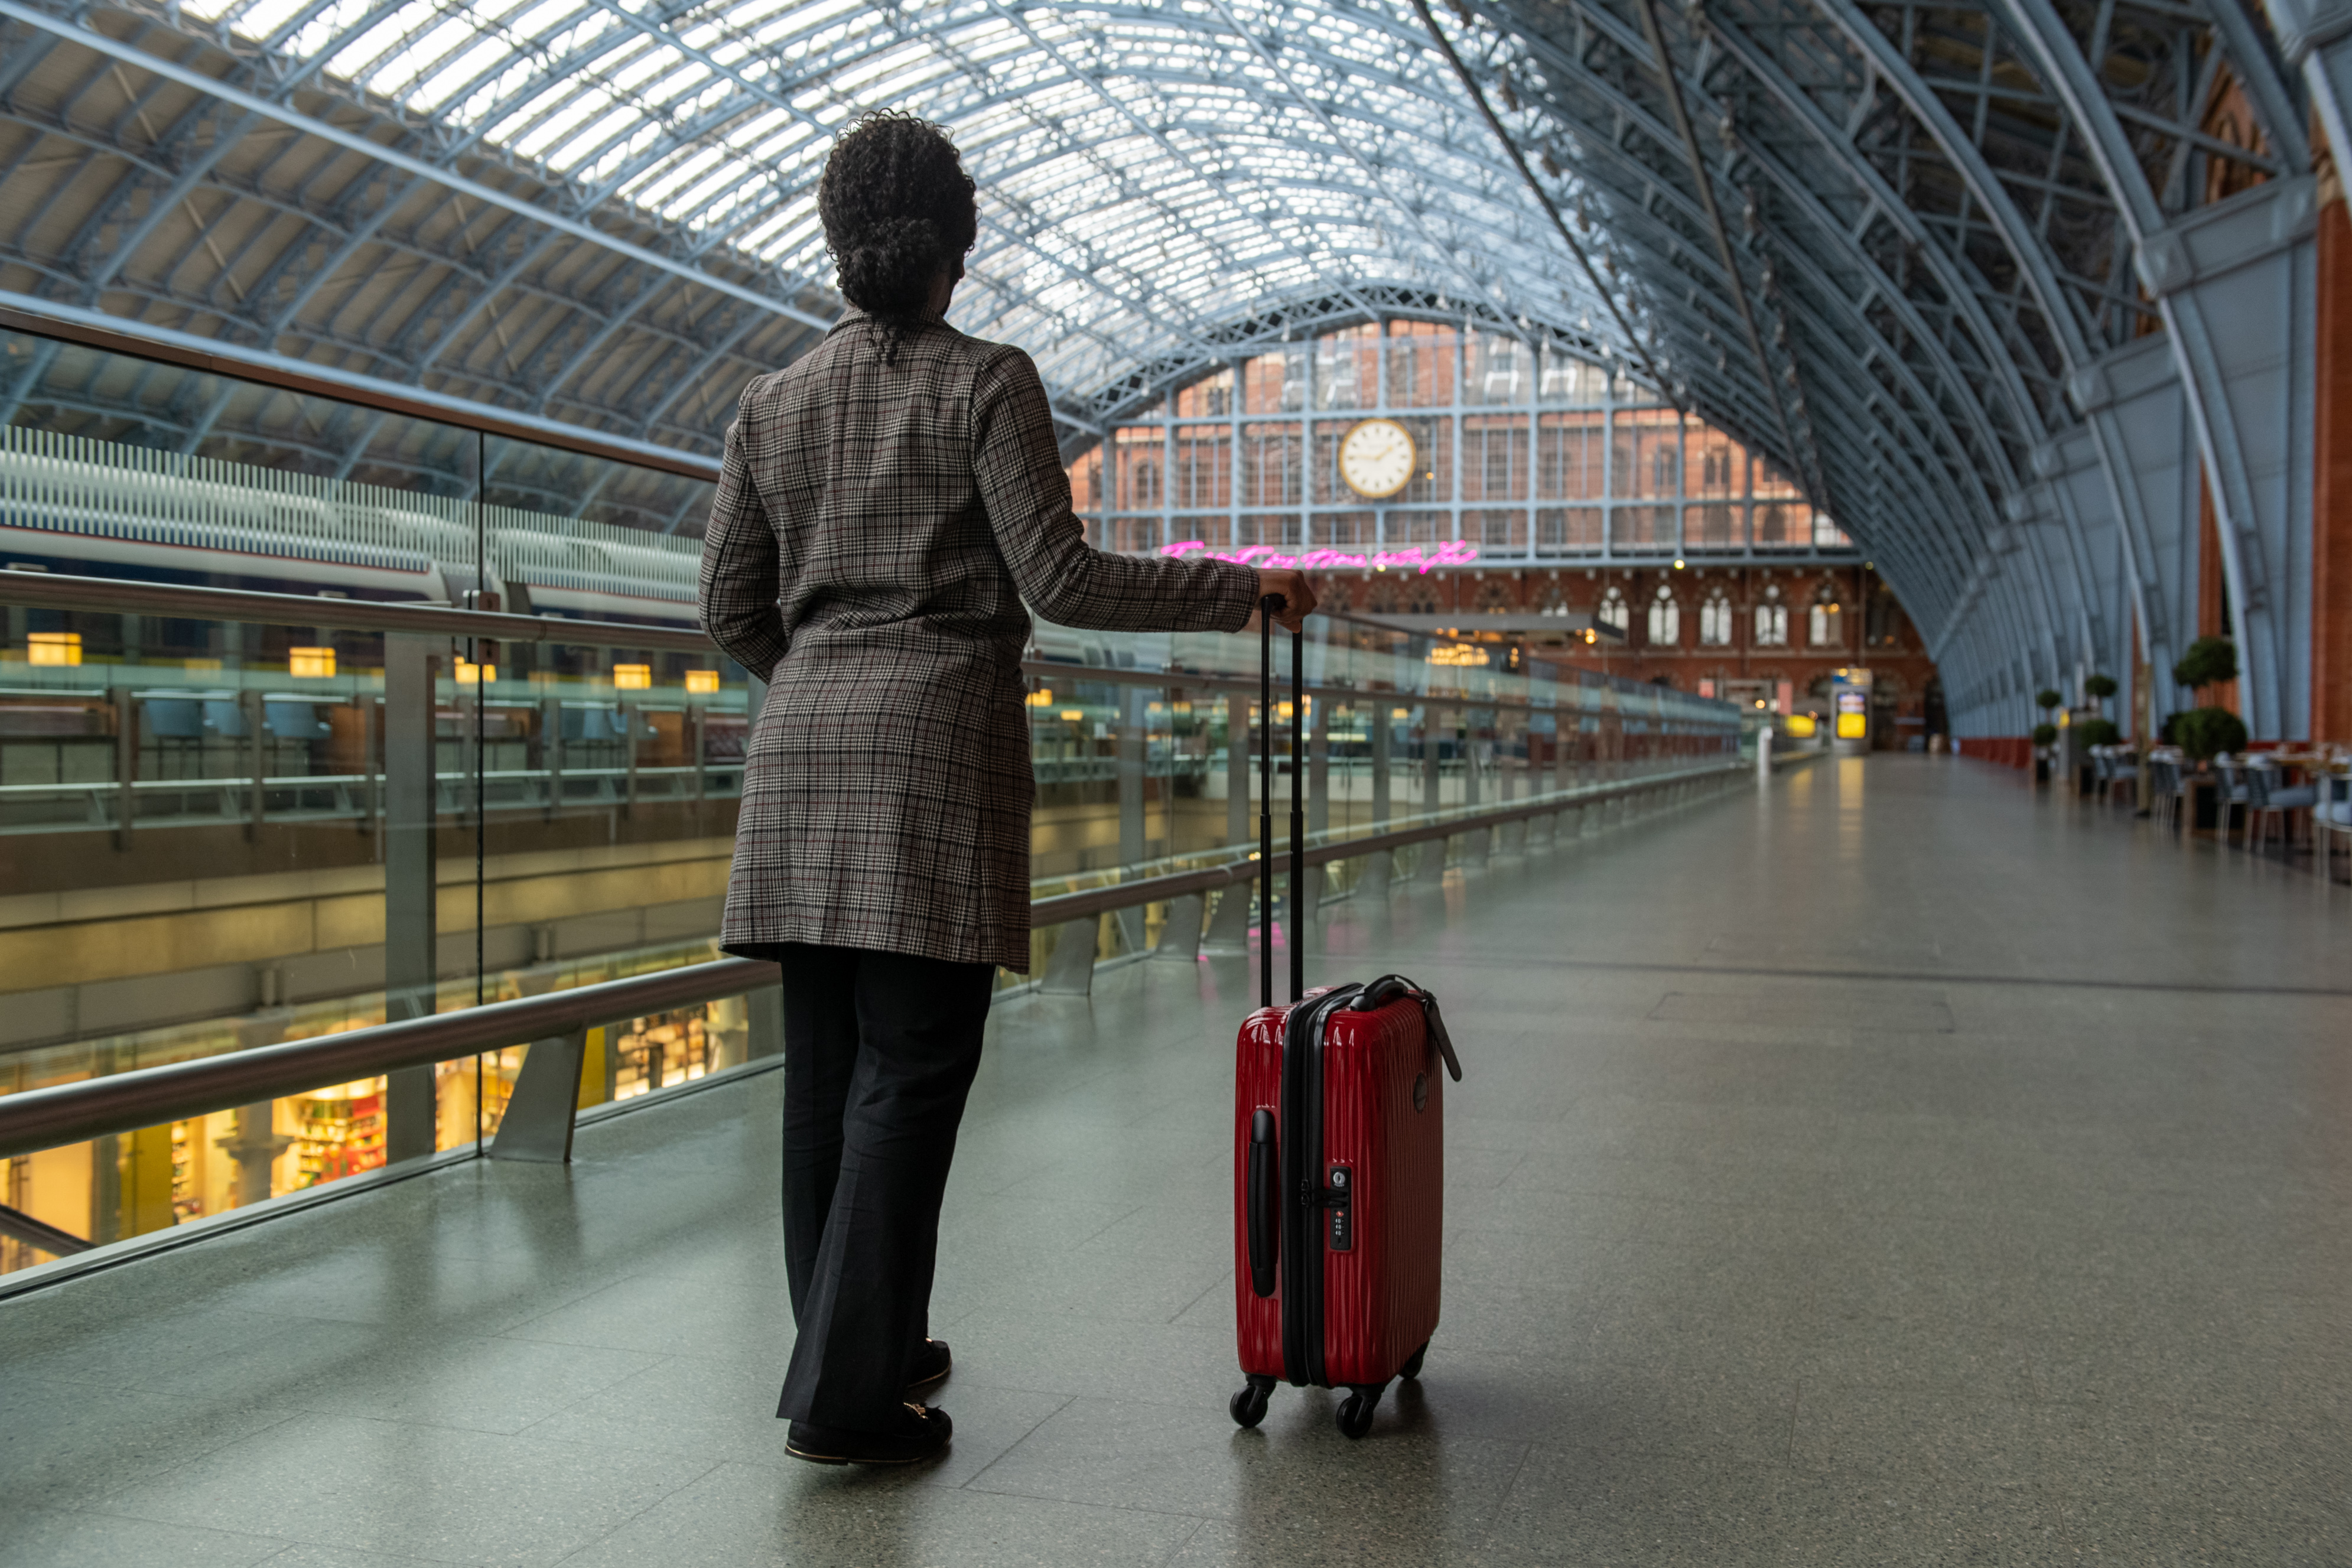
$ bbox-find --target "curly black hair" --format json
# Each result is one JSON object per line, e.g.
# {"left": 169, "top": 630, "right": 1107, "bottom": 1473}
{"left": 819, "top": 110, "right": 978, "bottom": 363}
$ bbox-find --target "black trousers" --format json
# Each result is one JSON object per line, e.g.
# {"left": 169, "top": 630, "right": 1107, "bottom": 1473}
{"left": 771, "top": 942, "right": 994, "bottom": 1429}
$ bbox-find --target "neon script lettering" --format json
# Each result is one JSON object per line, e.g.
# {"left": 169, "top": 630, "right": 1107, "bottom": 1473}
{"left": 1157, "top": 541, "right": 1479, "bottom": 574}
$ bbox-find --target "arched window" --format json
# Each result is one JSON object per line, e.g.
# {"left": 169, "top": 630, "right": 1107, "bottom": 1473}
{"left": 1647, "top": 584, "right": 1680, "bottom": 646}
{"left": 1753, "top": 585, "right": 1788, "bottom": 646}
{"left": 1807, "top": 583, "right": 1842, "bottom": 648}
{"left": 1598, "top": 585, "right": 1628, "bottom": 633}
{"left": 1699, "top": 590, "right": 1733, "bottom": 646}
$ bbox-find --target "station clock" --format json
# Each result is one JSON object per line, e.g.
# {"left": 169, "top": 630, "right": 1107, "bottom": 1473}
{"left": 1338, "top": 418, "right": 1416, "bottom": 500}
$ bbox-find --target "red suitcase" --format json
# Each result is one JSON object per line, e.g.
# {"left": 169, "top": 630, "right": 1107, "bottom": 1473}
{"left": 1227, "top": 609, "right": 1463, "bottom": 1440}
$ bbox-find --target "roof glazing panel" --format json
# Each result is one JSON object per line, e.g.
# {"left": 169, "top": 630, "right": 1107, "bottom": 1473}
{"left": 174, "top": 0, "right": 1655, "bottom": 412}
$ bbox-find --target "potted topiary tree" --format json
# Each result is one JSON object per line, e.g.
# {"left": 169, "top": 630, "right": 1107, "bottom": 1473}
{"left": 2084, "top": 673, "right": 2118, "bottom": 714}
{"left": 2173, "top": 637, "right": 2236, "bottom": 700}
{"left": 2172, "top": 704, "right": 2249, "bottom": 831}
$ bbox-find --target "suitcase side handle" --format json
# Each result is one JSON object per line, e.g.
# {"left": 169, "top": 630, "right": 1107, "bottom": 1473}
{"left": 1350, "top": 974, "right": 1464, "bottom": 1082}
{"left": 1247, "top": 1107, "right": 1280, "bottom": 1297}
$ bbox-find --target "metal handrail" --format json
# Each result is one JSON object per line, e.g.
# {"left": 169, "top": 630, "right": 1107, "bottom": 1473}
{"left": 1, "top": 570, "right": 712, "bottom": 654}
{"left": 0, "top": 757, "right": 1741, "bottom": 1163}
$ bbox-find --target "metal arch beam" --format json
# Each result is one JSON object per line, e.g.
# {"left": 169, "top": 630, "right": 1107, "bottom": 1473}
{"left": 1450, "top": 4, "right": 1946, "bottom": 466}
{"left": 1996, "top": 0, "right": 2295, "bottom": 736}
{"left": 1460, "top": 4, "right": 2011, "bottom": 541}
{"left": 2270, "top": 0, "right": 2352, "bottom": 201}
{"left": 1627, "top": 0, "right": 1813, "bottom": 492}
{"left": 1772, "top": 0, "right": 2181, "bottom": 696}
{"left": 1687, "top": 11, "right": 2049, "bottom": 465}
{"left": 1798, "top": 0, "right": 2096, "bottom": 372}
{"left": 1409, "top": 0, "right": 1674, "bottom": 398}
{"left": 0, "top": 0, "right": 836, "bottom": 333}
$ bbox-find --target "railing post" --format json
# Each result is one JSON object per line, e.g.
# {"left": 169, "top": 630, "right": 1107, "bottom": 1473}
{"left": 382, "top": 633, "right": 440, "bottom": 1164}
{"left": 1309, "top": 693, "right": 1329, "bottom": 840}
{"left": 1115, "top": 686, "right": 1147, "bottom": 953}
{"left": 490, "top": 1028, "right": 587, "bottom": 1163}
{"left": 691, "top": 704, "right": 707, "bottom": 810}
{"left": 360, "top": 694, "right": 380, "bottom": 838}
{"left": 1356, "top": 848, "right": 1393, "bottom": 902}
{"left": 242, "top": 687, "right": 265, "bottom": 841}
{"left": 622, "top": 697, "right": 639, "bottom": 819}
{"left": 540, "top": 695, "right": 563, "bottom": 821}
{"left": 1202, "top": 880, "right": 1253, "bottom": 954}
{"left": 1423, "top": 703, "right": 1443, "bottom": 815}
{"left": 1370, "top": 700, "right": 1392, "bottom": 827}
{"left": 1153, "top": 894, "right": 1205, "bottom": 962}
{"left": 1226, "top": 692, "right": 1249, "bottom": 849}
{"left": 110, "top": 684, "right": 135, "bottom": 850}
{"left": 1414, "top": 834, "right": 1449, "bottom": 884}
{"left": 1039, "top": 916, "right": 1099, "bottom": 996}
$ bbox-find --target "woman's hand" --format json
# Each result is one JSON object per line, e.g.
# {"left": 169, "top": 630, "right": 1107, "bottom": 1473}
{"left": 1244, "top": 570, "right": 1318, "bottom": 634}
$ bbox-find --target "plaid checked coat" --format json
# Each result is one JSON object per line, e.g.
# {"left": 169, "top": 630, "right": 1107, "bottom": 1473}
{"left": 698, "top": 312, "right": 1262, "bottom": 972}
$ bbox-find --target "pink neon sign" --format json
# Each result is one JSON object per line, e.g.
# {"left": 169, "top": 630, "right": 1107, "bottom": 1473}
{"left": 1158, "top": 539, "right": 1479, "bottom": 574}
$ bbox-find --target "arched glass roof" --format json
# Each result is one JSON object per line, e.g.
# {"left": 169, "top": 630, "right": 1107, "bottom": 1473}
{"left": 0, "top": 0, "right": 2321, "bottom": 737}
{"left": 171, "top": 0, "right": 1657, "bottom": 421}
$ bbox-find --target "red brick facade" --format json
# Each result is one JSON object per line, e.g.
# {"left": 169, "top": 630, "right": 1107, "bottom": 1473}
{"left": 1317, "top": 562, "right": 1944, "bottom": 743}
{"left": 2314, "top": 170, "right": 2352, "bottom": 744}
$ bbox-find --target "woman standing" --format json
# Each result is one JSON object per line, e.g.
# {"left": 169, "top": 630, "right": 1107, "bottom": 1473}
{"left": 698, "top": 110, "right": 1315, "bottom": 1466}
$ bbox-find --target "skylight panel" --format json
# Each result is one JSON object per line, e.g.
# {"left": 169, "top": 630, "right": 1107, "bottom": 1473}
{"left": 632, "top": 144, "right": 727, "bottom": 213}
{"left": 324, "top": 2, "right": 439, "bottom": 86}
{"left": 414, "top": 35, "right": 521, "bottom": 110}
{"left": 233, "top": 0, "right": 315, "bottom": 37}
{"left": 367, "top": 14, "right": 480, "bottom": 100}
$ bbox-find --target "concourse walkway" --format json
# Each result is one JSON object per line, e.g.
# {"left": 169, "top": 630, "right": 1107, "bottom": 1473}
{"left": 5, "top": 756, "right": 2347, "bottom": 1565}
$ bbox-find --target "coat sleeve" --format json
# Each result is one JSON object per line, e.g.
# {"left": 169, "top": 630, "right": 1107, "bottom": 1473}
{"left": 697, "top": 392, "right": 790, "bottom": 681}
{"left": 971, "top": 346, "right": 1264, "bottom": 633}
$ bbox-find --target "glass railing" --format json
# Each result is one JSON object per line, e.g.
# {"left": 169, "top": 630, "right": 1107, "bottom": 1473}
{"left": 0, "top": 313, "right": 1744, "bottom": 1278}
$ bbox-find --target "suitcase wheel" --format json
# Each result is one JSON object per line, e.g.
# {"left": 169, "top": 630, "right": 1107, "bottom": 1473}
{"left": 1336, "top": 1383, "right": 1385, "bottom": 1440}
{"left": 1400, "top": 1341, "right": 1428, "bottom": 1381}
{"left": 1229, "top": 1375, "right": 1276, "bottom": 1429}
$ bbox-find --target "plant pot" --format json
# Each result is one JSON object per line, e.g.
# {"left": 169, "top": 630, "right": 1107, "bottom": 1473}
{"left": 2034, "top": 758, "right": 2051, "bottom": 783}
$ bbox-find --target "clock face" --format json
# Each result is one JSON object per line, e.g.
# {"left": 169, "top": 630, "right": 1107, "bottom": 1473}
{"left": 1339, "top": 419, "right": 1417, "bottom": 500}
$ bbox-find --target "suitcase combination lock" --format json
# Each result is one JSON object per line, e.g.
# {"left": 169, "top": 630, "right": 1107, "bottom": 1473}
{"left": 1312, "top": 1164, "right": 1353, "bottom": 1251}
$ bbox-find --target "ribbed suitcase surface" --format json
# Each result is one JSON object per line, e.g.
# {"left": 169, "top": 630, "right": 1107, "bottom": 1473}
{"left": 1232, "top": 993, "right": 1446, "bottom": 1393}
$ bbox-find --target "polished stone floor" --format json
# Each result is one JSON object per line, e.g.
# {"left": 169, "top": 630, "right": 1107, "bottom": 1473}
{"left": 6, "top": 755, "right": 2349, "bottom": 1566}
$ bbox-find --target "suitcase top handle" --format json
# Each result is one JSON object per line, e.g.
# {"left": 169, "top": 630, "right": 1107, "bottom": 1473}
{"left": 1351, "top": 974, "right": 1464, "bottom": 1082}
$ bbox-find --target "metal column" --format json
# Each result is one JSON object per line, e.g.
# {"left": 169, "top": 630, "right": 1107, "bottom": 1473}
{"left": 382, "top": 633, "right": 440, "bottom": 1163}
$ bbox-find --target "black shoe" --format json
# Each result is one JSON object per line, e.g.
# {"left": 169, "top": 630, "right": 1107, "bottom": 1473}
{"left": 786, "top": 1403, "right": 951, "bottom": 1466}
{"left": 906, "top": 1338, "right": 951, "bottom": 1394}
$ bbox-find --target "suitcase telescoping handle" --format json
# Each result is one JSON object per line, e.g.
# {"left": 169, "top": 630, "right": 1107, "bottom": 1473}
{"left": 1258, "top": 596, "right": 1305, "bottom": 1010}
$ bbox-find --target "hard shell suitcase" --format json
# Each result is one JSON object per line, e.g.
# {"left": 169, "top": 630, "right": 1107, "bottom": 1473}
{"left": 1227, "top": 604, "right": 1463, "bottom": 1440}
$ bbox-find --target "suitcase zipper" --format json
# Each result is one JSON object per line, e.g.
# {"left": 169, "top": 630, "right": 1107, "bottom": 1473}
{"left": 1279, "top": 984, "right": 1359, "bottom": 1388}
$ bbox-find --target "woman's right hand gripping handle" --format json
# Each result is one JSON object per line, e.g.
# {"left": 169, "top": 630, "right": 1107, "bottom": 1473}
{"left": 1244, "top": 569, "right": 1317, "bottom": 633}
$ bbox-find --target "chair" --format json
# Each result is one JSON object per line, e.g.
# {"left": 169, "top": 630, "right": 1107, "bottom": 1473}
{"left": 2318, "top": 773, "right": 2352, "bottom": 883}
{"left": 2249, "top": 759, "right": 2322, "bottom": 858}
{"left": 2149, "top": 756, "right": 2181, "bottom": 830}
{"left": 2213, "top": 756, "right": 2252, "bottom": 846}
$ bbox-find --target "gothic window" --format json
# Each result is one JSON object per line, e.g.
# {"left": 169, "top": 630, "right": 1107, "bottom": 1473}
{"left": 1808, "top": 583, "right": 1842, "bottom": 648}
{"left": 1699, "top": 590, "right": 1732, "bottom": 646}
{"left": 1475, "top": 580, "right": 1512, "bottom": 613}
{"left": 1753, "top": 585, "right": 1788, "bottom": 646}
{"left": 1647, "top": 584, "right": 1680, "bottom": 646}
{"left": 1598, "top": 585, "right": 1628, "bottom": 633}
